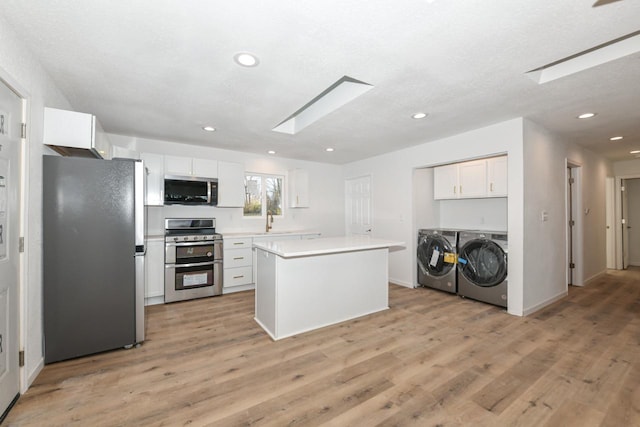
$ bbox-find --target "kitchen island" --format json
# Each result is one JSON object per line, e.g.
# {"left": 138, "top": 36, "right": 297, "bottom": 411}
{"left": 253, "top": 236, "right": 404, "bottom": 340}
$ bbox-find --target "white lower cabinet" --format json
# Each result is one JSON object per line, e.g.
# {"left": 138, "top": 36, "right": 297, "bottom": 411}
{"left": 145, "top": 238, "right": 165, "bottom": 305}
{"left": 223, "top": 237, "right": 253, "bottom": 292}
{"left": 223, "top": 233, "right": 320, "bottom": 293}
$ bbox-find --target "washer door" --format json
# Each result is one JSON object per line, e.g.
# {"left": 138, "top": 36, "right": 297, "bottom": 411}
{"left": 458, "top": 239, "right": 507, "bottom": 287}
{"left": 417, "top": 234, "right": 454, "bottom": 277}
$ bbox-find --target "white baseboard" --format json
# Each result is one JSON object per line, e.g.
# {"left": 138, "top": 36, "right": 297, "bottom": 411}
{"left": 582, "top": 269, "right": 607, "bottom": 286}
{"left": 389, "top": 278, "right": 412, "bottom": 288}
{"left": 144, "top": 296, "right": 165, "bottom": 306}
{"left": 223, "top": 284, "right": 255, "bottom": 294}
{"left": 523, "top": 291, "right": 568, "bottom": 316}
{"left": 23, "top": 357, "right": 44, "bottom": 393}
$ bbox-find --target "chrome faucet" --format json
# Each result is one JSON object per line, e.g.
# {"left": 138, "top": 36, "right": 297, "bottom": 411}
{"left": 266, "top": 210, "right": 274, "bottom": 232}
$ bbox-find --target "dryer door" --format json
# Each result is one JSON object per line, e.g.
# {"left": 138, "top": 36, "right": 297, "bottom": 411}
{"left": 417, "top": 233, "right": 455, "bottom": 277}
{"left": 458, "top": 239, "right": 507, "bottom": 287}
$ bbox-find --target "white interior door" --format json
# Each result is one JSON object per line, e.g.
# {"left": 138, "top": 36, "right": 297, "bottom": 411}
{"left": 345, "top": 175, "right": 372, "bottom": 236}
{"left": 0, "top": 79, "right": 22, "bottom": 415}
{"left": 622, "top": 179, "right": 629, "bottom": 269}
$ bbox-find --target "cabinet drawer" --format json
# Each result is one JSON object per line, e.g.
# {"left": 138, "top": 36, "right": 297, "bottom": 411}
{"left": 224, "top": 248, "right": 252, "bottom": 268}
{"left": 224, "top": 237, "right": 252, "bottom": 249}
{"left": 224, "top": 266, "right": 253, "bottom": 287}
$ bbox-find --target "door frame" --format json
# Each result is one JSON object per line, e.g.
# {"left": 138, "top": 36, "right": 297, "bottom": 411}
{"left": 565, "top": 160, "right": 583, "bottom": 286}
{"left": 605, "top": 177, "right": 616, "bottom": 269}
{"left": 615, "top": 173, "right": 640, "bottom": 269}
{"left": 0, "top": 65, "right": 30, "bottom": 395}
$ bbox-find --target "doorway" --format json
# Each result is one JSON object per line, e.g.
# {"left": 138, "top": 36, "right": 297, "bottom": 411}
{"left": 566, "top": 162, "right": 583, "bottom": 286}
{"left": 622, "top": 178, "right": 640, "bottom": 267}
{"left": 0, "top": 75, "right": 24, "bottom": 419}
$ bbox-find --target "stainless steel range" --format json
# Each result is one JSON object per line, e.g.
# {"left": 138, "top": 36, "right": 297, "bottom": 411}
{"left": 164, "top": 218, "right": 223, "bottom": 303}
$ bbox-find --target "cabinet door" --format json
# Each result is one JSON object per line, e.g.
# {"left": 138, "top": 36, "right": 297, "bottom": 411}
{"left": 192, "top": 158, "right": 218, "bottom": 178}
{"left": 487, "top": 156, "right": 508, "bottom": 197}
{"left": 164, "top": 155, "right": 192, "bottom": 176}
{"left": 217, "top": 161, "right": 245, "bottom": 207}
{"left": 433, "top": 164, "right": 458, "bottom": 200}
{"left": 43, "top": 107, "right": 96, "bottom": 151}
{"left": 140, "top": 153, "right": 164, "bottom": 206}
{"left": 289, "top": 169, "right": 309, "bottom": 208}
{"left": 145, "top": 240, "right": 165, "bottom": 300}
{"left": 458, "top": 159, "right": 487, "bottom": 198}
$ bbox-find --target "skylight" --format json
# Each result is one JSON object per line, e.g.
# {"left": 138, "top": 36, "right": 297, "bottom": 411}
{"left": 272, "top": 76, "right": 373, "bottom": 135}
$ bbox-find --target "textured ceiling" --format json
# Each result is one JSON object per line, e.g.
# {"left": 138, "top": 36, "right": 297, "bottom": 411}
{"left": 1, "top": 0, "right": 639, "bottom": 164}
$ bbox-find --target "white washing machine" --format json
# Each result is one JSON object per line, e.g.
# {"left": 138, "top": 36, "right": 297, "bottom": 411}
{"left": 457, "top": 230, "right": 508, "bottom": 308}
{"left": 417, "top": 229, "right": 458, "bottom": 294}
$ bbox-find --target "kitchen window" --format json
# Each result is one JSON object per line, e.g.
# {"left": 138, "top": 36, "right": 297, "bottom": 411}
{"left": 244, "top": 173, "right": 283, "bottom": 217}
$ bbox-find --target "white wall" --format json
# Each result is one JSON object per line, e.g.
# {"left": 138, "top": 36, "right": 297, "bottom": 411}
{"left": 0, "top": 14, "right": 73, "bottom": 389}
{"left": 439, "top": 198, "right": 507, "bottom": 231}
{"left": 613, "top": 159, "right": 640, "bottom": 176}
{"left": 522, "top": 120, "right": 612, "bottom": 314}
{"left": 343, "top": 118, "right": 525, "bottom": 315}
{"left": 108, "top": 134, "right": 346, "bottom": 238}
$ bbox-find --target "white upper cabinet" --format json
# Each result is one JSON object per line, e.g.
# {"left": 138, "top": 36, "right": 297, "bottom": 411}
{"left": 140, "top": 153, "right": 164, "bottom": 206}
{"left": 487, "top": 156, "right": 508, "bottom": 197}
{"left": 458, "top": 159, "right": 487, "bottom": 199}
{"left": 164, "top": 155, "right": 192, "bottom": 175}
{"left": 192, "top": 158, "right": 218, "bottom": 178}
{"left": 43, "top": 107, "right": 111, "bottom": 159}
{"left": 434, "top": 156, "right": 507, "bottom": 200}
{"left": 433, "top": 164, "right": 459, "bottom": 199}
{"left": 164, "top": 156, "right": 218, "bottom": 178}
{"left": 288, "top": 168, "right": 309, "bottom": 208}
{"left": 217, "top": 161, "right": 245, "bottom": 207}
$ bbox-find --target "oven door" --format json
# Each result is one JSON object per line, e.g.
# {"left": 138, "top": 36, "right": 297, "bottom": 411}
{"left": 164, "top": 260, "right": 223, "bottom": 303}
{"left": 165, "top": 241, "right": 222, "bottom": 264}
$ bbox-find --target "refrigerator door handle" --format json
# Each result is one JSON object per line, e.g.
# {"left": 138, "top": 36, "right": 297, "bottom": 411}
{"left": 134, "top": 160, "right": 145, "bottom": 249}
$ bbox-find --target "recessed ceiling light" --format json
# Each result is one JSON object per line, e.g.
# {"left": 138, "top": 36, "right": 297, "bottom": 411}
{"left": 577, "top": 113, "right": 596, "bottom": 119}
{"left": 325, "top": 148, "right": 334, "bottom": 152}
{"left": 202, "top": 126, "right": 216, "bottom": 132}
{"left": 630, "top": 150, "right": 640, "bottom": 154}
{"left": 267, "top": 150, "right": 276, "bottom": 155}
{"left": 610, "top": 136, "right": 623, "bottom": 141}
{"left": 234, "top": 52, "right": 259, "bottom": 67}
{"left": 412, "top": 112, "right": 428, "bottom": 119}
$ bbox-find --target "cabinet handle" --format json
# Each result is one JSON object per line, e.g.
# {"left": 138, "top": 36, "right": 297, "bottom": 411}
{"left": 296, "top": 195, "right": 299, "bottom": 205}
{"left": 460, "top": 186, "right": 462, "bottom": 194}
{"left": 233, "top": 242, "right": 244, "bottom": 246}
{"left": 233, "top": 275, "right": 244, "bottom": 279}
{"left": 490, "top": 182, "right": 494, "bottom": 192}
{"left": 233, "top": 257, "right": 244, "bottom": 260}
{"left": 453, "top": 186, "right": 456, "bottom": 194}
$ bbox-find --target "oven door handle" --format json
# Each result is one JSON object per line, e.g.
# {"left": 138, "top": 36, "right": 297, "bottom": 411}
{"left": 166, "top": 261, "right": 217, "bottom": 269}
{"left": 166, "top": 241, "right": 221, "bottom": 248}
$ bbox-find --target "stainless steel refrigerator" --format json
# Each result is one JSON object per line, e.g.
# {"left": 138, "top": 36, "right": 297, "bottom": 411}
{"left": 43, "top": 156, "right": 145, "bottom": 364}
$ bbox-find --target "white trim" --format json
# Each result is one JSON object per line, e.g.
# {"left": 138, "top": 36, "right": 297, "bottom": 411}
{"left": 26, "top": 359, "right": 43, "bottom": 390}
{"left": 0, "top": 65, "right": 32, "bottom": 394}
{"left": 523, "top": 291, "right": 568, "bottom": 316}
{"left": 583, "top": 269, "right": 608, "bottom": 285}
{"left": 614, "top": 172, "right": 640, "bottom": 270}
{"left": 566, "top": 160, "right": 584, "bottom": 287}
{"left": 389, "top": 278, "right": 412, "bottom": 288}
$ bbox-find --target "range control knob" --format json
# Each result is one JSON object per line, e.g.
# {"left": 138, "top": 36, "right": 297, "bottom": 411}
{"left": 173, "top": 237, "right": 179, "bottom": 242}
{"left": 207, "top": 251, "right": 213, "bottom": 257}
{"left": 183, "top": 236, "right": 189, "bottom": 241}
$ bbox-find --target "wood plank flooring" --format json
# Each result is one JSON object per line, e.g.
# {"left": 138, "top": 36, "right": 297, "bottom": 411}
{"left": 6, "top": 268, "right": 640, "bottom": 426}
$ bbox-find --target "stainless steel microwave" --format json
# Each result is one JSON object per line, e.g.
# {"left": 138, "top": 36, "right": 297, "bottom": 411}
{"left": 164, "top": 175, "right": 218, "bottom": 206}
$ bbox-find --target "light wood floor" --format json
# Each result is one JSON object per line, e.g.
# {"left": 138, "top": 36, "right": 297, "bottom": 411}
{"left": 6, "top": 269, "right": 640, "bottom": 426}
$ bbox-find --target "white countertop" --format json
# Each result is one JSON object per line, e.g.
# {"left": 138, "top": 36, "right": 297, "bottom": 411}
{"left": 222, "top": 230, "right": 321, "bottom": 238}
{"left": 253, "top": 235, "right": 405, "bottom": 258}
